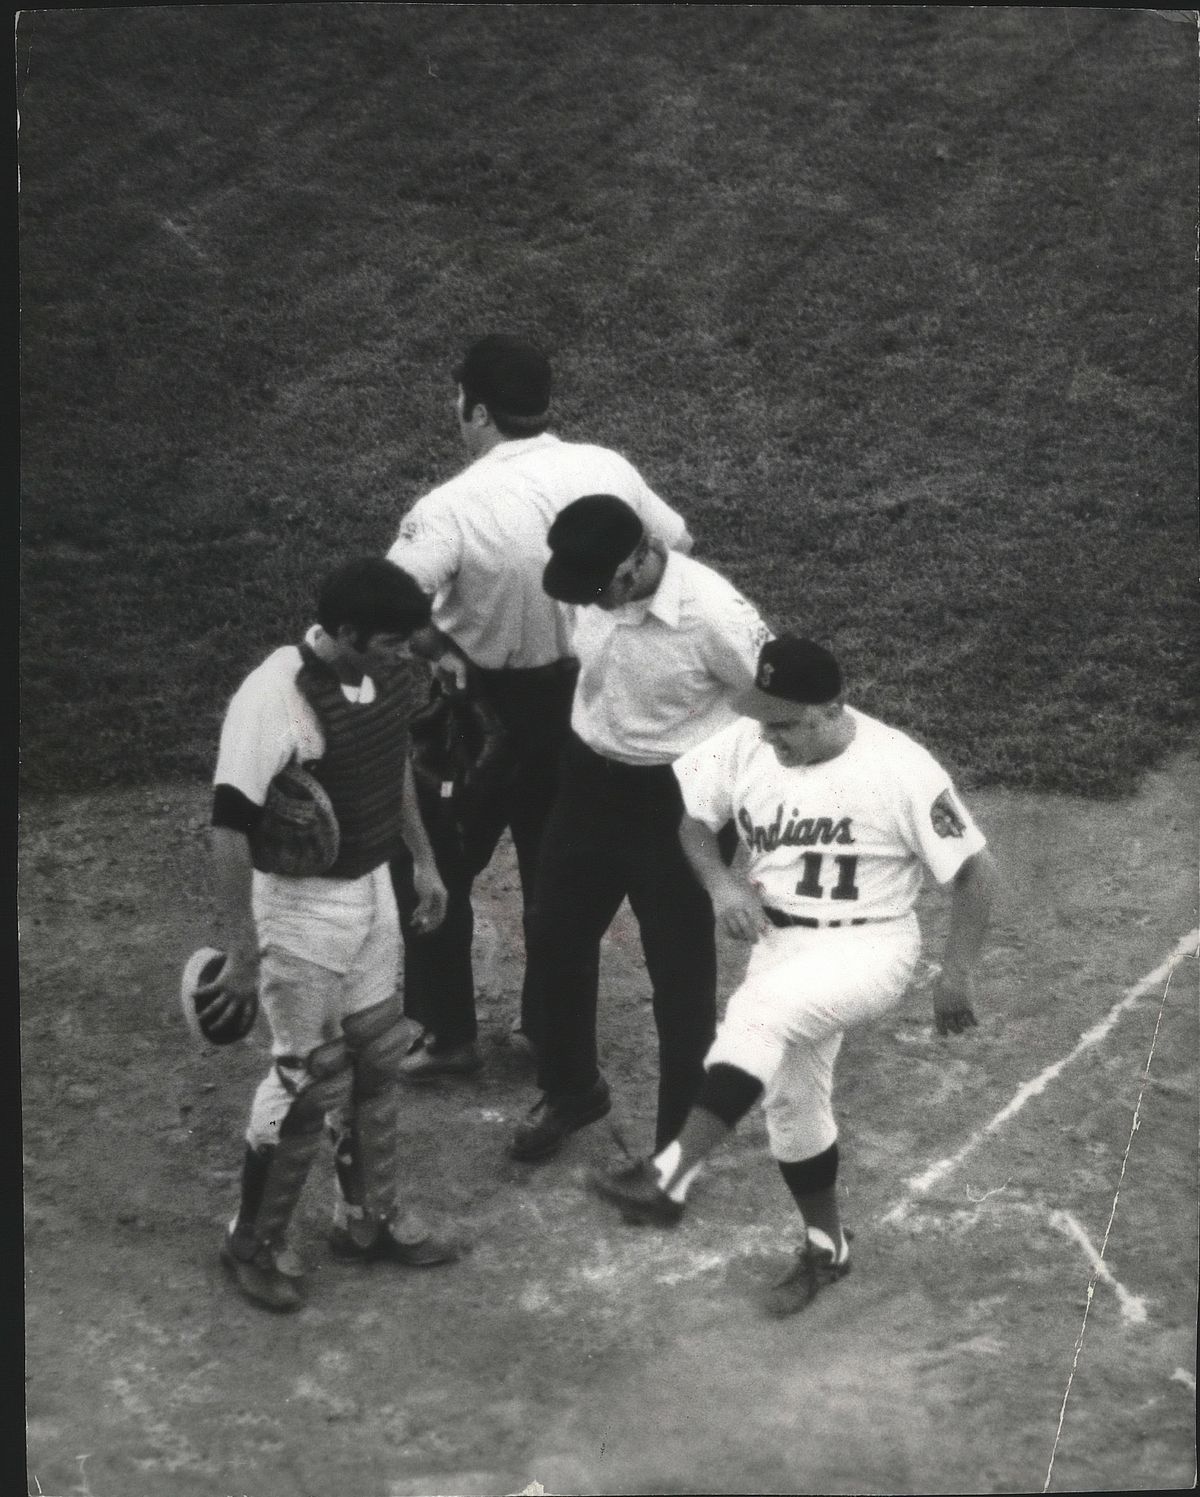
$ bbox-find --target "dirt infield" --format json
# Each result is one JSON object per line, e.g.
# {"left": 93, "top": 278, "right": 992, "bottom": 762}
{"left": 21, "top": 757, "right": 1198, "bottom": 1496}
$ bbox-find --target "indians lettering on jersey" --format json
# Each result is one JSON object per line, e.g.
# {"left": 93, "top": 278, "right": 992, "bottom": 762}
{"left": 737, "top": 806, "right": 855, "bottom": 853}
{"left": 674, "top": 708, "right": 987, "bottom": 922}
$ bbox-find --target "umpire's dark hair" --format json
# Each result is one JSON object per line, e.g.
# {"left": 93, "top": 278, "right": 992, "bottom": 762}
{"left": 456, "top": 333, "right": 552, "bottom": 438}
{"left": 316, "top": 557, "right": 432, "bottom": 641}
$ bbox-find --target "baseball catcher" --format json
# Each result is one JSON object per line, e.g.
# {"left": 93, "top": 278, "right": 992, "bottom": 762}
{"left": 200, "top": 556, "right": 459, "bottom": 1313}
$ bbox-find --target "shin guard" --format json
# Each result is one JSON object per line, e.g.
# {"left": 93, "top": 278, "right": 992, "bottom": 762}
{"left": 233, "top": 1038, "right": 353, "bottom": 1255}
{"left": 340, "top": 996, "right": 409, "bottom": 1227}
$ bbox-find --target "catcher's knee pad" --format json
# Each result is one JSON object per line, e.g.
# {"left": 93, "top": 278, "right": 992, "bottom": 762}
{"left": 274, "top": 1037, "right": 354, "bottom": 1138}
{"left": 341, "top": 994, "right": 408, "bottom": 1092}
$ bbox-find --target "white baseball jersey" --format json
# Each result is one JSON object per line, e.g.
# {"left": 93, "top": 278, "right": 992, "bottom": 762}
{"left": 386, "top": 433, "right": 688, "bottom": 670}
{"left": 570, "top": 551, "right": 773, "bottom": 766}
{"left": 675, "top": 707, "right": 986, "bottom": 921}
{"left": 213, "top": 627, "right": 376, "bottom": 809}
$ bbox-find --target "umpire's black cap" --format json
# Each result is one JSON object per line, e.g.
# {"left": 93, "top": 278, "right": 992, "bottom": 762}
{"left": 455, "top": 334, "right": 551, "bottom": 427}
{"left": 543, "top": 494, "right": 645, "bottom": 604}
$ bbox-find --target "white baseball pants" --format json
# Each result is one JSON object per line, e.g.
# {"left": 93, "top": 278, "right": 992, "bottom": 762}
{"left": 704, "top": 914, "right": 920, "bottom": 1162}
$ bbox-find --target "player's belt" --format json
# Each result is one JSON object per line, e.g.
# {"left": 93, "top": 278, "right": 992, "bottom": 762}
{"left": 763, "top": 907, "right": 886, "bottom": 931}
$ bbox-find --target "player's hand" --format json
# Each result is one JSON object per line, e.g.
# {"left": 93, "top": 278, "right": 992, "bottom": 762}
{"left": 712, "top": 880, "right": 766, "bottom": 943}
{"left": 196, "top": 939, "right": 259, "bottom": 1037}
{"left": 432, "top": 651, "right": 468, "bottom": 696}
{"left": 408, "top": 626, "right": 468, "bottom": 696}
{"left": 410, "top": 861, "right": 448, "bottom": 935}
{"left": 205, "top": 939, "right": 259, "bottom": 1005}
{"left": 933, "top": 967, "right": 979, "bottom": 1037}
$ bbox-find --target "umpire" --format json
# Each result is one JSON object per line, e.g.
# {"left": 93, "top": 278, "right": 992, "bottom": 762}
{"left": 386, "top": 334, "right": 693, "bottom": 1076}
{"left": 509, "top": 495, "right": 772, "bottom": 1161}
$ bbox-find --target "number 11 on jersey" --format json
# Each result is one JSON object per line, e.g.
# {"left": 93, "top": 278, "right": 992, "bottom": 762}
{"left": 795, "top": 852, "right": 860, "bottom": 901}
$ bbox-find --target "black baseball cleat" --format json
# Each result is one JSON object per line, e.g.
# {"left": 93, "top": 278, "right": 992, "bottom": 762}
{"left": 761, "top": 1237, "right": 851, "bottom": 1318}
{"left": 588, "top": 1156, "right": 685, "bottom": 1227}
{"left": 508, "top": 1076, "right": 612, "bottom": 1162}
{"left": 220, "top": 1230, "right": 306, "bottom": 1313}
{"left": 329, "top": 1218, "right": 460, "bottom": 1267}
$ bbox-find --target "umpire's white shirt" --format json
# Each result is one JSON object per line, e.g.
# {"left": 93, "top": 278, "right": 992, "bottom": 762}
{"left": 570, "top": 551, "right": 772, "bottom": 766}
{"left": 386, "top": 433, "right": 688, "bottom": 671}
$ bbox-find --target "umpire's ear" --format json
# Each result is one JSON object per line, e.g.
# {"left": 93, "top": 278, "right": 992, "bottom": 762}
{"left": 458, "top": 387, "right": 494, "bottom": 432}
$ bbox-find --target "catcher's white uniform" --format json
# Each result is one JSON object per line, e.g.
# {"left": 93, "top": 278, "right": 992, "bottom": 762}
{"left": 214, "top": 628, "right": 400, "bottom": 1142}
{"left": 674, "top": 707, "right": 986, "bottom": 1161}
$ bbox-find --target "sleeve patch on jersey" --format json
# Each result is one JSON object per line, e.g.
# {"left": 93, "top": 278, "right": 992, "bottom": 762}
{"left": 727, "top": 594, "right": 772, "bottom": 654}
{"left": 930, "top": 789, "right": 966, "bottom": 838}
{"left": 395, "top": 515, "right": 424, "bottom": 545}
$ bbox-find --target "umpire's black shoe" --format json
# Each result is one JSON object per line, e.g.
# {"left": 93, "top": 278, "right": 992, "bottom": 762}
{"left": 762, "top": 1237, "right": 851, "bottom": 1318}
{"left": 508, "top": 1077, "right": 612, "bottom": 1162}
{"left": 399, "top": 1037, "right": 484, "bottom": 1080}
{"left": 588, "top": 1156, "right": 685, "bottom": 1227}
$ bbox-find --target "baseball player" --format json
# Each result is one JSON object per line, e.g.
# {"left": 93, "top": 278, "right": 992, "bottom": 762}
{"left": 509, "top": 494, "right": 772, "bottom": 1163}
{"left": 386, "top": 333, "right": 693, "bottom": 1077}
{"left": 589, "top": 636, "right": 998, "bottom": 1317}
{"left": 205, "top": 557, "right": 458, "bottom": 1312}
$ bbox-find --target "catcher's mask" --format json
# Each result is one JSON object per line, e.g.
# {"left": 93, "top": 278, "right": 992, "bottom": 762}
{"left": 180, "top": 946, "right": 259, "bottom": 1047}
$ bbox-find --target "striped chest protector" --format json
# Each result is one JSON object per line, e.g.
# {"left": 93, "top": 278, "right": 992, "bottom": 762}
{"left": 296, "top": 645, "right": 429, "bottom": 881}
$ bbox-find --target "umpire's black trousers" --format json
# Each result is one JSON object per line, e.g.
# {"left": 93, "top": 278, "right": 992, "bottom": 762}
{"left": 391, "top": 659, "right": 578, "bottom": 1050}
{"left": 529, "top": 732, "right": 720, "bottom": 1150}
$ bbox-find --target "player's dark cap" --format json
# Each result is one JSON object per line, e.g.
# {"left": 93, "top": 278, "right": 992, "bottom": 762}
{"left": 455, "top": 334, "right": 551, "bottom": 428}
{"left": 733, "top": 636, "right": 844, "bottom": 719}
{"left": 542, "top": 494, "right": 645, "bottom": 604}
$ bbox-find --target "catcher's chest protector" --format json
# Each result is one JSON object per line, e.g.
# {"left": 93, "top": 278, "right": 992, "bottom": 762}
{"left": 296, "top": 648, "right": 429, "bottom": 879}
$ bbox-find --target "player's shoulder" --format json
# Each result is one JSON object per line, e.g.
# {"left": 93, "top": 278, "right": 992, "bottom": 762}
{"left": 850, "top": 708, "right": 954, "bottom": 787}
{"left": 406, "top": 465, "right": 479, "bottom": 515}
{"left": 687, "top": 712, "right": 761, "bottom": 765}
{"left": 849, "top": 707, "right": 919, "bottom": 756}
{"left": 678, "top": 712, "right": 729, "bottom": 753}
{"left": 674, "top": 553, "right": 759, "bottom": 618}
{"left": 552, "top": 437, "right": 649, "bottom": 487}
{"left": 671, "top": 549, "right": 731, "bottom": 593}
{"left": 553, "top": 435, "right": 625, "bottom": 464}
{"left": 230, "top": 645, "right": 304, "bottom": 704}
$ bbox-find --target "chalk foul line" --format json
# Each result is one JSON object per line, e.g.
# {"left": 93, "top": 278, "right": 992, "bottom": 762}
{"left": 1043, "top": 946, "right": 1184, "bottom": 1490}
{"left": 891, "top": 1195, "right": 1149, "bottom": 1330}
{"left": 1046, "top": 1209, "right": 1147, "bottom": 1327}
{"left": 882, "top": 929, "right": 1199, "bottom": 1226}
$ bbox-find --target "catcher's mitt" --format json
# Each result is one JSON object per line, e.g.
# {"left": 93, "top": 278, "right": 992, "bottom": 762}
{"left": 248, "top": 762, "right": 340, "bottom": 877}
{"left": 180, "top": 947, "right": 259, "bottom": 1046}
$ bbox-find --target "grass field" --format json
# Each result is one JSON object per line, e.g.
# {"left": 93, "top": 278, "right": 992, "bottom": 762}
{"left": 17, "top": 5, "right": 1197, "bottom": 797}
